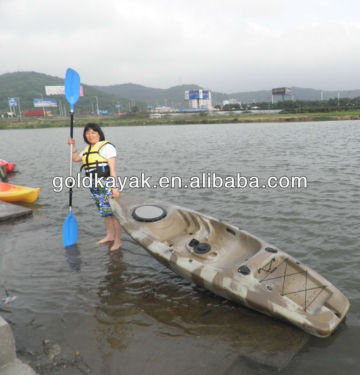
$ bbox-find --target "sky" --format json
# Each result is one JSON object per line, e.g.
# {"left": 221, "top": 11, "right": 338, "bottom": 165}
{"left": 0, "top": 0, "right": 360, "bottom": 92}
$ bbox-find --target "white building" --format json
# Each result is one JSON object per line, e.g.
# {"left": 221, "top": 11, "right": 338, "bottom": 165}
{"left": 185, "top": 89, "right": 212, "bottom": 110}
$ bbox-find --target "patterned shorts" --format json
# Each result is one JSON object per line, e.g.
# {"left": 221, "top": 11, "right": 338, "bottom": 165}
{"left": 89, "top": 178, "right": 114, "bottom": 217}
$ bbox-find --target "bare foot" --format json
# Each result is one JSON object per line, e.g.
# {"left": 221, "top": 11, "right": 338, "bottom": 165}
{"left": 110, "top": 241, "right": 122, "bottom": 251}
{"left": 97, "top": 237, "right": 115, "bottom": 245}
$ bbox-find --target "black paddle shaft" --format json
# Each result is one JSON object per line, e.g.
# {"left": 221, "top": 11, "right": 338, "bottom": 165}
{"left": 69, "top": 187, "right": 73, "bottom": 207}
{"left": 69, "top": 111, "right": 74, "bottom": 208}
{"left": 70, "top": 112, "right": 74, "bottom": 137}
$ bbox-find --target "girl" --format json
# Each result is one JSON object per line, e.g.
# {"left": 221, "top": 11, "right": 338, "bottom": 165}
{"left": 68, "top": 123, "right": 122, "bottom": 251}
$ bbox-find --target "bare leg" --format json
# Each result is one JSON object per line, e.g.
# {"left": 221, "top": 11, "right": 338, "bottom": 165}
{"left": 110, "top": 217, "right": 122, "bottom": 251}
{"left": 97, "top": 217, "right": 115, "bottom": 244}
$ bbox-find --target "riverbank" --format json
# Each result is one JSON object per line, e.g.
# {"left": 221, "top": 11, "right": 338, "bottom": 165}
{"left": 1, "top": 110, "right": 360, "bottom": 129}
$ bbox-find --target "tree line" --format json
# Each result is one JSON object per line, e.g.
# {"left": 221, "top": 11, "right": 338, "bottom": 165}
{"left": 218, "top": 96, "right": 360, "bottom": 113}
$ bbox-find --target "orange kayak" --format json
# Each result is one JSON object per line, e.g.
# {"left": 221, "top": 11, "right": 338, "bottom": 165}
{"left": 0, "top": 182, "right": 40, "bottom": 203}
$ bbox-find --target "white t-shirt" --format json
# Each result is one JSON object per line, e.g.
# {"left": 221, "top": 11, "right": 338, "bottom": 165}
{"left": 80, "top": 142, "right": 116, "bottom": 160}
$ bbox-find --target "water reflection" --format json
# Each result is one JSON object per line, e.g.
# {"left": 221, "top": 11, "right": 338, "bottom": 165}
{"left": 95, "top": 238, "right": 308, "bottom": 370}
{"left": 64, "top": 244, "right": 82, "bottom": 271}
{"left": 95, "top": 250, "right": 130, "bottom": 351}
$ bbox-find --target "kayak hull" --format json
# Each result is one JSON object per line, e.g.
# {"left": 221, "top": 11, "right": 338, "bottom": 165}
{"left": 0, "top": 182, "right": 40, "bottom": 203}
{"left": 110, "top": 193, "right": 350, "bottom": 338}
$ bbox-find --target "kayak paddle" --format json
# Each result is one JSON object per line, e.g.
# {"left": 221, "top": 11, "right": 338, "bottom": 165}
{"left": 63, "top": 68, "right": 80, "bottom": 247}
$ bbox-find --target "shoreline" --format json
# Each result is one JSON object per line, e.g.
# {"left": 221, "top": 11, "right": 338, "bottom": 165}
{"left": 1, "top": 111, "right": 360, "bottom": 129}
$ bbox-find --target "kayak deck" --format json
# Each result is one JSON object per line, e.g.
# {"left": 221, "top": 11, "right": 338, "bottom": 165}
{"left": 110, "top": 193, "right": 350, "bottom": 338}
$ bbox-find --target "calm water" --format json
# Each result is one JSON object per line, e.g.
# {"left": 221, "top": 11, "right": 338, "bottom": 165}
{"left": 0, "top": 121, "right": 359, "bottom": 374}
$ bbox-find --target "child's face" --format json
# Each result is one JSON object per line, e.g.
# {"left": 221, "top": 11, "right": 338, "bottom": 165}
{"left": 85, "top": 129, "right": 100, "bottom": 145}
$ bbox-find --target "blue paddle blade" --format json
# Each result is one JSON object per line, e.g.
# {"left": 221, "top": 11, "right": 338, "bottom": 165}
{"left": 64, "top": 68, "right": 80, "bottom": 112}
{"left": 63, "top": 210, "right": 78, "bottom": 247}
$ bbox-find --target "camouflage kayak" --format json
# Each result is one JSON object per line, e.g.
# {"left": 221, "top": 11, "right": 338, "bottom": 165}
{"left": 110, "top": 193, "right": 350, "bottom": 338}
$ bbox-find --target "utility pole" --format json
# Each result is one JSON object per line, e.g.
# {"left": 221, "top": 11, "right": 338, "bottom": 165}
{"left": 17, "top": 97, "right": 22, "bottom": 120}
{"left": 95, "top": 96, "right": 99, "bottom": 116}
{"left": 41, "top": 94, "right": 45, "bottom": 117}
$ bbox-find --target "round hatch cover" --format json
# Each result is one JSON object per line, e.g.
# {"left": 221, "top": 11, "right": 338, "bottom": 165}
{"left": 194, "top": 242, "right": 211, "bottom": 254}
{"left": 132, "top": 205, "right": 167, "bottom": 222}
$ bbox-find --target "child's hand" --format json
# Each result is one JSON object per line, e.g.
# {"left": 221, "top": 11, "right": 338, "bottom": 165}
{"left": 112, "top": 189, "right": 120, "bottom": 198}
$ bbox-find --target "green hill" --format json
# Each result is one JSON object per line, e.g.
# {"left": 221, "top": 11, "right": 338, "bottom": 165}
{"left": 96, "top": 83, "right": 360, "bottom": 107}
{"left": 95, "top": 83, "right": 203, "bottom": 108}
{"left": 1, "top": 71, "right": 360, "bottom": 115}
{"left": 95, "top": 83, "right": 273, "bottom": 107}
{"left": 0, "top": 71, "right": 137, "bottom": 115}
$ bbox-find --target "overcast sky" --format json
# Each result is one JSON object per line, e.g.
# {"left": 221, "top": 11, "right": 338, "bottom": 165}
{"left": 1, "top": 0, "right": 360, "bottom": 92}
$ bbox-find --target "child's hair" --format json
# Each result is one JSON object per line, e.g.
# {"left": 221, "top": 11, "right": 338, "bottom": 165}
{"left": 83, "top": 123, "right": 105, "bottom": 144}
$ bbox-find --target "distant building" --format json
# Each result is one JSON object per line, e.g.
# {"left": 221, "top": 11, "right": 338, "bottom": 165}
{"left": 185, "top": 89, "right": 212, "bottom": 110}
{"left": 222, "top": 100, "right": 230, "bottom": 107}
{"left": 271, "top": 87, "right": 292, "bottom": 102}
{"left": 272, "top": 87, "right": 292, "bottom": 96}
{"left": 149, "top": 105, "right": 176, "bottom": 113}
{"left": 149, "top": 113, "right": 162, "bottom": 119}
